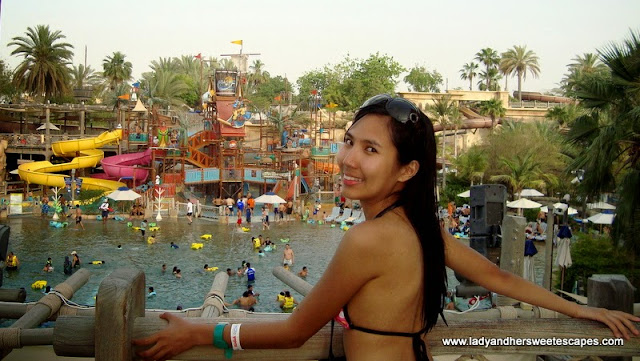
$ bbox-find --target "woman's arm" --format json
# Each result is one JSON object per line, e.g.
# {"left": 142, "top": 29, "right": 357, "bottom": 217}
{"left": 133, "top": 226, "right": 383, "bottom": 361}
{"left": 444, "top": 231, "right": 639, "bottom": 339}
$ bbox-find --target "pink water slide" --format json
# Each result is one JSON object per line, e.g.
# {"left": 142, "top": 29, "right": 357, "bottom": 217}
{"left": 100, "top": 149, "right": 153, "bottom": 182}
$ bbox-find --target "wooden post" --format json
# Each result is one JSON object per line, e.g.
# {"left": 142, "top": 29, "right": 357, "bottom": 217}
{"left": 44, "top": 105, "right": 51, "bottom": 160}
{"left": 273, "top": 266, "right": 312, "bottom": 296}
{"left": 587, "top": 274, "right": 634, "bottom": 361}
{"left": 201, "top": 271, "right": 229, "bottom": 318}
{"left": 496, "top": 215, "right": 526, "bottom": 306}
{"left": 543, "top": 206, "right": 555, "bottom": 290}
{"left": 79, "top": 106, "right": 85, "bottom": 136}
{"left": 95, "top": 268, "right": 145, "bottom": 361}
{"left": 0, "top": 288, "right": 26, "bottom": 303}
{"left": 588, "top": 275, "right": 634, "bottom": 314}
{"left": 0, "top": 269, "right": 89, "bottom": 357}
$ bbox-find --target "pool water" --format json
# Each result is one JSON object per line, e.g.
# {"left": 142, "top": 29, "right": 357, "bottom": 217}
{"left": 0, "top": 216, "right": 345, "bottom": 313}
{"left": 0, "top": 216, "right": 547, "bottom": 318}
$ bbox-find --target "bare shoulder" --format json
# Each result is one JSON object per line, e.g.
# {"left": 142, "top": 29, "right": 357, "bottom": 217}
{"left": 341, "top": 215, "right": 415, "bottom": 255}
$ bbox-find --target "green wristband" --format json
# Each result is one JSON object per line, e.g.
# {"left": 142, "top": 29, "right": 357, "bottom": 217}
{"left": 214, "top": 322, "right": 233, "bottom": 359}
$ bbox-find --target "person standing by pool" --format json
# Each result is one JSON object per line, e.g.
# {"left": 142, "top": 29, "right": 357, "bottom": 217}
{"left": 261, "top": 207, "right": 269, "bottom": 230}
{"left": 140, "top": 219, "right": 147, "bottom": 238}
{"left": 70, "top": 251, "right": 81, "bottom": 268}
{"left": 135, "top": 94, "right": 640, "bottom": 361}
{"left": 282, "top": 244, "right": 294, "bottom": 266}
{"left": 99, "top": 200, "right": 110, "bottom": 224}
{"left": 245, "top": 262, "right": 255, "bottom": 282}
{"left": 5, "top": 251, "right": 19, "bottom": 270}
{"left": 236, "top": 195, "right": 244, "bottom": 220}
{"left": 63, "top": 256, "right": 72, "bottom": 275}
{"left": 74, "top": 205, "right": 84, "bottom": 230}
{"left": 186, "top": 200, "right": 194, "bottom": 225}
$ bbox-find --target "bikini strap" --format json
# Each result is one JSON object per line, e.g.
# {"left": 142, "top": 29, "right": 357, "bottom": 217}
{"left": 374, "top": 201, "right": 402, "bottom": 219}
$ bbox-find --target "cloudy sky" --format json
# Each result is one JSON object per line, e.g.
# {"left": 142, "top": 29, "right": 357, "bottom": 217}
{"left": 1, "top": 0, "right": 638, "bottom": 94}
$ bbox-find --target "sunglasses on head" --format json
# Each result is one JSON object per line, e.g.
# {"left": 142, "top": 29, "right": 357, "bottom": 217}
{"left": 360, "top": 94, "right": 421, "bottom": 124}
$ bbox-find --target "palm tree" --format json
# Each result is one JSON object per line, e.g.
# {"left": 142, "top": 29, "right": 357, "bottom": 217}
{"left": 478, "top": 98, "right": 506, "bottom": 133}
{"left": 70, "top": 64, "right": 101, "bottom": 88}
{"left": 500, "top": 45, "right": 541, "bottom": 102}
{"left": 150, "top": 57, "right": 177, "bottom": 73}
{"left": 454, "top": 148, "right": 487, "bottom": 185}
{"left": 567, "top": 30, "right": 640, "bottom": 256}
{"left": 143, "top": 69, "right": 189, "bottom": 108}
{"left": 545, "top": 104, "right": 584, "bottom": 129}
{"left": 459, "top": 62, "right": 478, "bottom": 91}
{"left": 102, "top": 51, "right": 132, "bottom": 90}
{"left": 9, "top": 24, "right": 74, "bottom": 100}
{"left": 220, "top": 58, "right": 237, "bottom": 71}
{"left": 249, "top": 59, "right": 270, "bottom": 93}
{"left": 561, "top": 53, "right": 610, "bottom": 95}
{"left": 477, "top": 68, "right": 502, "bottom": 91}
{"left": 428, "top": 95, "right": 456, "bottom": 189}
{"left": 490, "top": 151, "right": 551, "bottom": 198}
{"left": 475, "top": 48, "right": 500, "bottom": 91}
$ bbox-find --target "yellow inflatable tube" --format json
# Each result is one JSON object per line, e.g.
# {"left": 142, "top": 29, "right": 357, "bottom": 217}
{"left": 191, "top": 243, "right": 204, "bottom": 250}
{"left": 31, "top": 280, "right": 47, "bottom": 289}
{"left": 200, "top": 234, "right": 212, "bottom": 240}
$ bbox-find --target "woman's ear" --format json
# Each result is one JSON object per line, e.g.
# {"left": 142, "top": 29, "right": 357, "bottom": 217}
{"left": 398, "top": 160, "right": 419, "bottom": 183}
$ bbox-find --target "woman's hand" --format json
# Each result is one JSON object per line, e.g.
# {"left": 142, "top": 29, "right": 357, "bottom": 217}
{"left": 574, "top": 305, "right": 640, "bottom": 339}
{"left": 132, "top": 312, "right": 197, "bottom": 361}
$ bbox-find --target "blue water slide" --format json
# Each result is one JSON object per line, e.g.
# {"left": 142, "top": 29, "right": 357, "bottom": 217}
{"left": 300, "top": 177, "right": 310, "bottom": 194}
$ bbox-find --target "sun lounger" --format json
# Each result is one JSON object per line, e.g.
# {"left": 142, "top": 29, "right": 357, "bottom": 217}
{"left": 324, "top": 206, "right": 341, "bottom": 222}
{"left": 345, "top": 210, "right": 362, "bottom": 224}
{"left": 335, "top": 208, "right": 352, "bottom": 223}
{"left": 352, "top": 211, "right": 366, "bottom": 224}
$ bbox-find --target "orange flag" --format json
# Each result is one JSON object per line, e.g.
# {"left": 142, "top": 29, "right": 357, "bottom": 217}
{"left": 117, "top": 94, "right": 130, "bottom": 100}
{"left": 231, "top": 40, "right": 243, "bottom": 45}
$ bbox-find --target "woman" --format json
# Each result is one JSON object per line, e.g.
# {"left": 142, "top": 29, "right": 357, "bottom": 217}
{"left": 134, "top": 94, "right": 638, "bottom": 361}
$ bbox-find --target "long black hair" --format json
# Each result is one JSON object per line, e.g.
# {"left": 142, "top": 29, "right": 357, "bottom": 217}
{"left": 354, "top": 100, "right": 447, "bottom": 333}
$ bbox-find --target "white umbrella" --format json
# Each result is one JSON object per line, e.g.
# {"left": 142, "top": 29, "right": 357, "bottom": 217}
{"left": 507, "top": 198, "right": 542, "bottom": 209}
{"left": 555, "top": 236, "right": 573, "bottom": 291}
{"left": 37, "top": 123, "right": 60, "bottom": 131}
{"left": 540, "top": 205, "right": 578, "bottom": 216}
{"left": 587, "top": 201, "right": 616, "bottom": 210}
{"left": 254, "top": 192, "right": 286, "bottom": 204}
{"left": 519, "top": 188, "right": 544, "bottom": 197}
{"left": 586, "top": 213, "right": 615, "bottom": 225}
{"left": 107, "top": 187, "right": 142, "bottom": 201}
{"left": 457, "top": 190, "right": 470, "bottom": 198}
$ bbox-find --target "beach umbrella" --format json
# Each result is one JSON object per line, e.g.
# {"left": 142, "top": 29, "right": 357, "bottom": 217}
{"left": 586, "top": 213, "right": 615, "bottom": 225}
{"left": 457, "top": 190, "right": 470, "bottom": 198}
{"left": 254, "top": 192, "right": 286, "bottom": 204}
{"left": 37, "top": 123, "right": 60, "bottom": 131}
{"left": 523, "top": 239, "right": 538, "bottom": 284}
{"left": 540, "top": 205, "right": 578, "bottom": 216}
{"left": 507, "top": 198, "right": 542, "bottom": 209}
{"left": 587, "top": 201, "right": 616, "bottom": 210}
{"left": 519, "top": 188, "right": 544, "bottom": 197}
{"left": 107, "top": 187, "right": 142, "bottom": 201}
{"left": 555, "top": 225, "right": 573, "bottom": 291}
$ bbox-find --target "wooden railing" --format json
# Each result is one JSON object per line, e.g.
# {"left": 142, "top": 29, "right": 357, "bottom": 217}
{"left": 0, "top": 267, "right": 637, "bottom": 360}
{"left": 186, "top": 130, "right": 218, "bottom": 168}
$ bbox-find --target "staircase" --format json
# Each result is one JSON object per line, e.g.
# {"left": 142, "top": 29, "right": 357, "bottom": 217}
{"left": 186, "top": 130, "right": 218, "bottom": 168}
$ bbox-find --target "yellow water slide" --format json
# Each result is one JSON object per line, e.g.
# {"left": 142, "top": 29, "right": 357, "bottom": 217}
{"left": 18, "top": 129, "right": 126, "bottom": 191}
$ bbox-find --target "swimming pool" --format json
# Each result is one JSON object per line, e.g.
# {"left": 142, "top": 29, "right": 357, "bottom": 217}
{"left": 0, "top": 216, "right": 345, "bottom": 314}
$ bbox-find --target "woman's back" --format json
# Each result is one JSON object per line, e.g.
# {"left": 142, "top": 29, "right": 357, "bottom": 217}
{"left": 342, "top": 209, "right": 425, "bottom": 360}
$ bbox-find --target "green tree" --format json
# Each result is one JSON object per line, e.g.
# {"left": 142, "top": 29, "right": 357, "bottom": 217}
{"left": 489, "top": 151, "right": 554, "bottom": 198}
{"left": 0, "top": 60, "right": 19, "bottom": 102}
{"left": 477, "top": 98, "right": 506, "bottom": 133}
{"left": 102, "top": 51, "right": 132, "bottom": 90}
{"left": 142, "top": 69, "right": 189, "bottom": 108}
{"left": 459, "top": 62, "right": 479, "bottom": 91}
{"left": 561, "top": 53, "right": 610, "bottom": 95}
{"left": 475, "top": 48, "right": 500, "bottom": 91}
{"left": 500, "top": 45, "right": 541, "bottom": 102}
{"left": 403, "top": 65, "right": 443, "bottom": 92}
{"left": 428, "top": 95, "right": 457, "bottom": 189}
{"left": 454, "top": 147, "right": 488, "bottom": 185}
{"left": 9, "top": 24, "right": 74, "bottom": 100}
{"left": 70, "top": 64, "right": 101, "bottom": 88}
{"left": 567, "top": 30, "right": 640, "bottom": 257}
{"left": 248, "top": 59, "right": 270, "bottom": 93}
{"left": 545, "top": 103, "right": 584, "bottom": 128}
